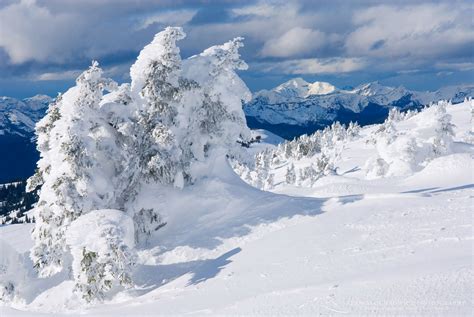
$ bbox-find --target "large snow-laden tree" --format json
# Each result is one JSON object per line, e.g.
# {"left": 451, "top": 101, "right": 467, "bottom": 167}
{"left": 29, "top": 61, "right": 117, "bottom": 277}
{"left": 127, "top": 27, "right": 188, "bottom": 244}
{"left": 130, "top": 26, "right": 186, "bottom": 186}
{"left": 181, "top": 37, "right": 252, "bottom": 168}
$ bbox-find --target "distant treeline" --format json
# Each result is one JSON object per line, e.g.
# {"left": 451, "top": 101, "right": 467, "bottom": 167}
{"left": 0, "top": 180, "right": 39, "bottom": 224}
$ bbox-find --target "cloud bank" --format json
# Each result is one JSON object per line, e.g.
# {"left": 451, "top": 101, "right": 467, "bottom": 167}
{"left": 0, "top": 0, "right": 473, "bottom": 96}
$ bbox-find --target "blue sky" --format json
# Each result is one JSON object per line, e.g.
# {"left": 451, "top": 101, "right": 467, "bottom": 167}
{"left": 0, "top": 0, "right": 473, "bottom": 98}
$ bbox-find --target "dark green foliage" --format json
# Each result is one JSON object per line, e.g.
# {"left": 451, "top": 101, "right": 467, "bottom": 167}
{"left": 0, "top": 179, "right": 39, "bottom": 224}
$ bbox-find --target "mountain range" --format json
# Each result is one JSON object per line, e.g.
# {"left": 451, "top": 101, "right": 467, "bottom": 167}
{"left": 0, "top": 95, "right": 52, "bottom": 183}
{"left": 0, "top": 80, "right": 473, "bottom": 182}
{"left": 244, "top": 78, "right": 474, "bottom": 138}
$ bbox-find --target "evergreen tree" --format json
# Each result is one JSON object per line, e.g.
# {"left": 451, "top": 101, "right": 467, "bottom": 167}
{"left": 181, "top": 37, "right": 252, "bottom": 166}
{"left": 431, "top": 102, "right": 455, "bottom": 156}
{"left": 285, "top": 163, "right": 296, "bottom": 185}
{"left": 66, "top": 210, "right": 136, "bottom": 302}
{"left": 30, "top": 61, "right": 117, "bottom": 277}
{"left": 130, "top": 26, "right": 186, "bottom": 186}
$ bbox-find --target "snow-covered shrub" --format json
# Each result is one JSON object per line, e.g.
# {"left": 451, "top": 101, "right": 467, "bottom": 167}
{"left": 388, "top": 107, "right": 403, "bottom": 122}
{"left": 298, "top": 165, "right": 320, "bottom": 187}
{"left": 264, "top": 173, "right": 275, "bottom": 190}
{"left": 346, "top": 121, "right": 360, "bottom": 139}
{"left": 285, "top": 163, "right": 296, "bottom": 185}
{"left": 66, "top": 210, "right": 136, "bottom": 302}
{"left": 133, "top": 208, "right": 166, "bottom": 244}
{"left": 365, "top": 157, "right": 389, "bottom": 179}
{"left": 0, "top": 241, "right": 27, "bottom": 304}
{"left": 429, "top": 101, "right": 455, "bottom": 157}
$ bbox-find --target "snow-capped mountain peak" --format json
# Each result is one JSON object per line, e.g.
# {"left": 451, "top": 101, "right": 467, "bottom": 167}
{"left": 274, "top": 77, "right": 310, "bottom": 99}
{"left": 351, "top": 81, "right": 394, "bottom": 96}
{"left": 306, "top": 81, "right": 337, "bottom": 96}
{"left": 273, "top": 78, "right": 336, "bottom": 99}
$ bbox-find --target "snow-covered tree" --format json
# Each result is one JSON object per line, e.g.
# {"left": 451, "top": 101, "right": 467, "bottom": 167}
{"left": 315, "top": 154, "right": 335, "bottom": 176}
{"left": 388, "top": 107, "right": 402, "bottom": 122}
{"left": 346, "top": 121, "right": 360, "bottom": 139}
{"left": 298, "top": 165, "right": 320, "bottom": 187}
{"left": 30, "top": 61, "right": 117, "bottom": 277}
{"left": 285, "top": 163, "right": 296, "bottom": 185}
{"left": 264, "top": 173, "right": 275, "bottom": 190}
{"left": 430, "top": 102, "right": 455, "bottom": 157}
{"left": 66, "top": 210, "right": 136, "bottom": 302}
{"left": 26, "top": 94, "right": 62, "bottom": 192}
{"left": 181, "top": 37, "right": 252, "bottom": 167}
{"left": 130, "top": 27, "right": 186, "bottom": 186}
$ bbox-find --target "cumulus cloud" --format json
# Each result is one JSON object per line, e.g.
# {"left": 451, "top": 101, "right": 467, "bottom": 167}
{"left": 0, "top": 0, "right": 83, "bottom": 63}
{"left": 35, "top": 70, "right": 82, "bottom": 81}
{"left": 0, "top": 0, "right": 473, "bottom": 95}
{"left": 346, "top": 4, "right": 474, "bottom": 59}
{"left": 260, "top": 27, "right": 326, "bottom": 58}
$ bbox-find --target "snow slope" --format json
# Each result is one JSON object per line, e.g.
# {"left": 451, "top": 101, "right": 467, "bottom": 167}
{"left": 1, "top": 102, "right": 473, "bottom": 315}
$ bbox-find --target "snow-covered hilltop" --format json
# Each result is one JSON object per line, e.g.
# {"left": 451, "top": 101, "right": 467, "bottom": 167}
{"left": 244, "top": 78, "right": 474, "bottom": 138}
{"left": 1, "top": 98, "right": 472, "bottom": 315}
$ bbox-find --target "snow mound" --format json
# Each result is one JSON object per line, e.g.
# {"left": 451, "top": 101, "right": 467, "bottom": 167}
{"left": 404, "top": 153, "right": 473, "bottom": 187}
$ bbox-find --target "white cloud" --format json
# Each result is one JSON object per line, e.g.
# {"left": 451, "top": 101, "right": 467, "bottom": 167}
{"left": 137, "top": 9, "right": 196, "bottom": 30}
{"left": 435, "top": 62, "right": 474, "bottom": 72}
{"left": 232, "top": 3, "right": 282, "bottom": 18}
{"left": 257, "top": 57, "right": 366, "bottom": 75}
{"left": 35, "top": 70, "right": 82, "bottom": 81}
{"left": 260, "top": 27, "right": 325, "bottom": 58}
{"left": 0, "top": 0, "right": 83, "bottom": 63}
{"left": 346, "top": 4, "right": 474, "bottom": 59}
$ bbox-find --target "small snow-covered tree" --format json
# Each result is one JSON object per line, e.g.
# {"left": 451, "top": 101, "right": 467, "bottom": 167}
{"left": 286, "top": 163, "right": 296, "bottom": 185}
{"left": 27, "top": 94, "right": 62, "bottom": 192}
{"left": 366, "top": 157, "right": 389, "bottom": 179}
{"left": 388, "top": 107, "right": 402, "bottom": 122}
{"left": 66, "top": 210, "right": 136, "bottom": 302}
{"left": 30, "top": 61, "right": 117, "bottom": 277}
{"left": 264, "top": 173, "right": 275, "bottom": 190}
{"left": 0, "top": 241, "right": 27, "bottom": 305}
{"left": 298, "top": 165, "right": 320, "bottom": 187}
{"left": 346, "top": 121, "right": 360, "bottom": 139}
{"left": 430, "top": 102, "right": 455, "bottom": 157}
{"left": 315, "top": 153, "right": 335, "bottom": 176}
